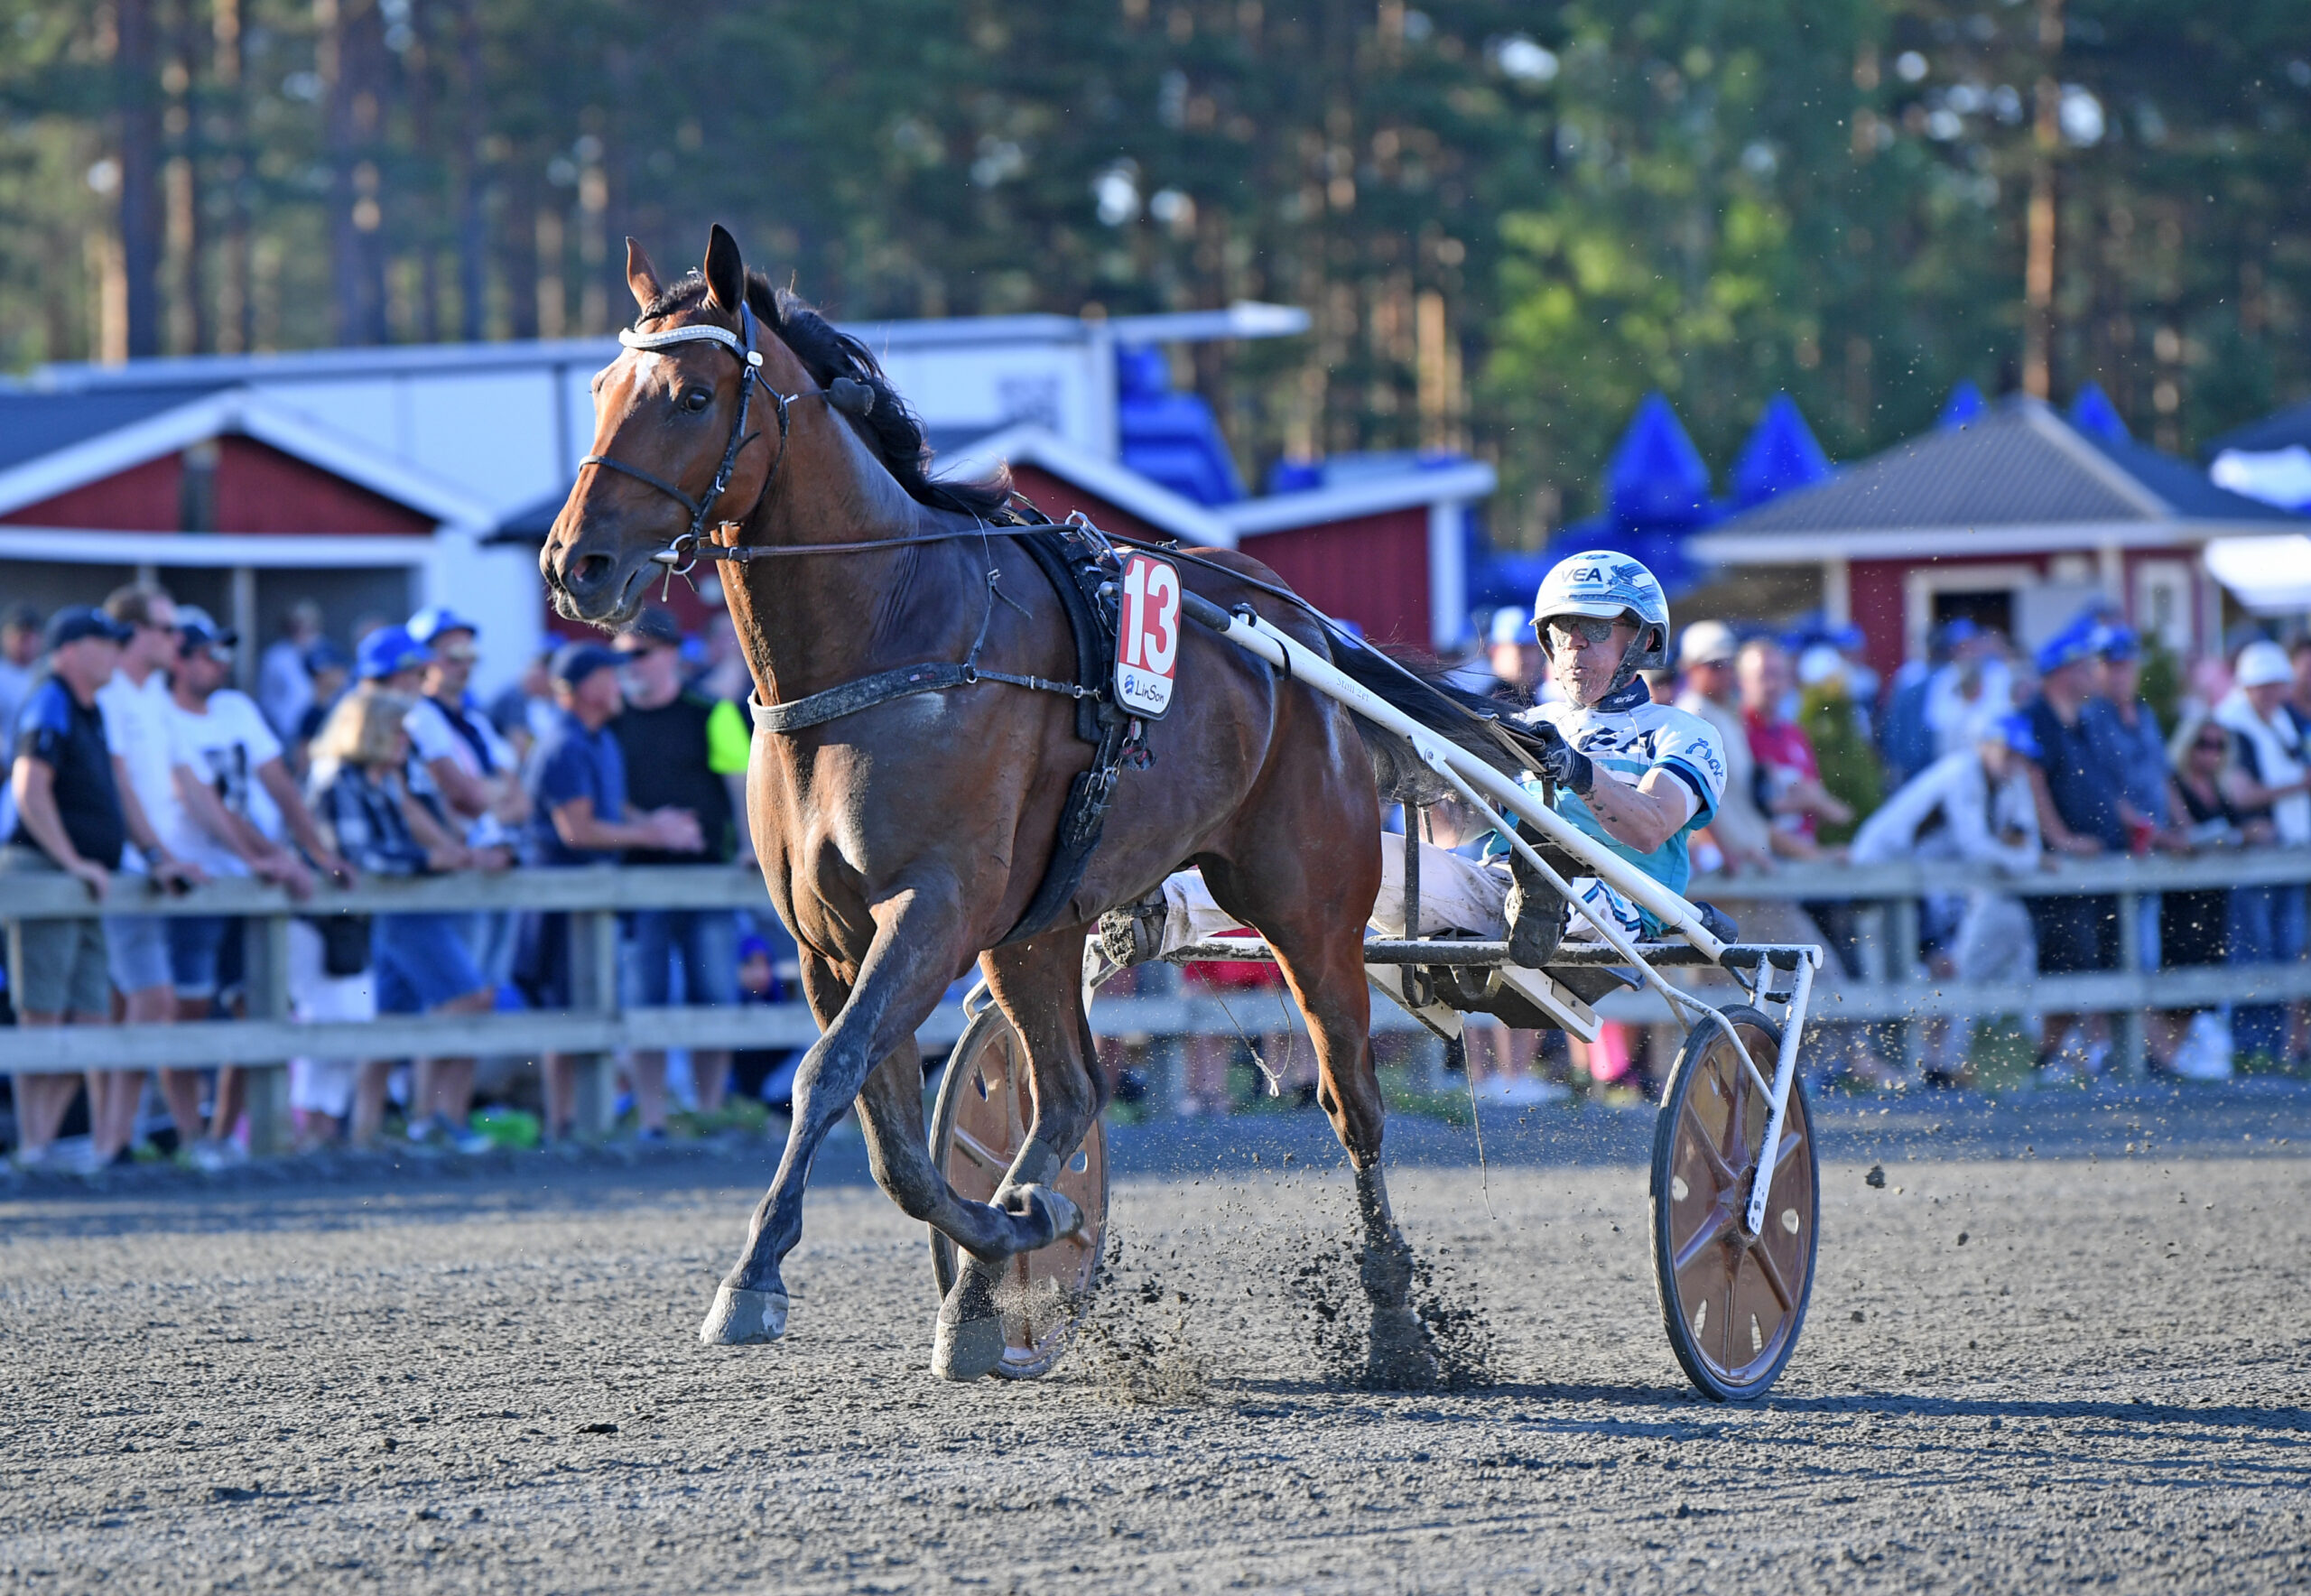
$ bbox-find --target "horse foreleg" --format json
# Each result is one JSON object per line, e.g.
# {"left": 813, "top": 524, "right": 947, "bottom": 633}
{"left": 699, "top": 882, "right": 966, "bottom": 1348}
{"left": 913, "top": 940, "right": 1107, "bottom": 1381}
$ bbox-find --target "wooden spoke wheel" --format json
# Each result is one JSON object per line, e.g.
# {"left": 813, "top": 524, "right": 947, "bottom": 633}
{"left": 1649, "top": 1004, "right": 1818, "bottom": 1401}
{"left": 927, "top": 1002, "right": 1109, "bottom": 1379}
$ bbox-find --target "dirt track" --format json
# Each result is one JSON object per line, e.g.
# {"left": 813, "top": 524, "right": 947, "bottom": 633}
{"left": 3, "top": 1097, "right": 2308, "bottom": 1593}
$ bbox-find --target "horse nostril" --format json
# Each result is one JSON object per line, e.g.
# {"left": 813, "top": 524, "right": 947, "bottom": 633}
{"left": 573, "top": 552, "right": 614, "bottom": 587}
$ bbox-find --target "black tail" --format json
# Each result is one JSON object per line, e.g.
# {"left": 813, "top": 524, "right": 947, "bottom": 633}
{"left": 1326, "top": 637, "right": 1531, "bottom": 806}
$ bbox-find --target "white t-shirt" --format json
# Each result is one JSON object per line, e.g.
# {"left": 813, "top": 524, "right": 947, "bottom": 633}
{"left": 167, "top": 688, "right": 287, "bottom": 876}
{"left": 1849, "top": 749, "right": 2040, "bottom": 875}
{"left": 2216, "top": 690, "right": 2311, "bottom": 847}
{"left": 97, "top": 667, "right": 186, "bottom": 874}
{"left": 404, "top": 694, "right": 517, "bottom": 848}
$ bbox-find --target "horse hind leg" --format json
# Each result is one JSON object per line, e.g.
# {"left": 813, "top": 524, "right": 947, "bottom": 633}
{"left": 1203, "top": 856, "right": 1442, "bottom": 1388}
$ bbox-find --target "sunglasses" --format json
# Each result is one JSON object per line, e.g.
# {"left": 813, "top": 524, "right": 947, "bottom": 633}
{"left": 433, "top": 645, "right": 479, "bottom": 663}
{"left": 2194, "top": 737, "right": 2229, "bottom": 753}
{"left": 1544, "top": 616, "right": 1623, "bottom": 648}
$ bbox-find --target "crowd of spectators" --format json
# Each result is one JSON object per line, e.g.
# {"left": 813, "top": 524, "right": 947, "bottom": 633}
{"left": 7, "top": 577, "right": 2309, "bottom": 1160}
{"left": 1, "top": 589, "right": 787, "bottom": 1169}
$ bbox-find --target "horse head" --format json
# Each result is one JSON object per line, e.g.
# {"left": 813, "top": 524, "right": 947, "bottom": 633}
{"left": 542, "top": 225, "right": 821, "bottom": 628}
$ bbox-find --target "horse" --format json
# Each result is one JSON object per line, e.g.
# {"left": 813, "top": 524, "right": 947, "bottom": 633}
{"left": 543, "top": 225, "right": 1444, "bottom": 1383}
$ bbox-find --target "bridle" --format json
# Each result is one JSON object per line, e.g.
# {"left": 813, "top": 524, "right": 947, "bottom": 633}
{"left": 578, "top": 299, "right": 812, "bottom": 582}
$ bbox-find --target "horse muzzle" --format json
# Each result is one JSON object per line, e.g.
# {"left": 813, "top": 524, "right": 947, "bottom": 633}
{"left": 542, "top": 524, "right": 658, "bottom": 629}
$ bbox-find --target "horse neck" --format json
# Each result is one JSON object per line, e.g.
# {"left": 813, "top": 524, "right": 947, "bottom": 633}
{"left": 722, "top": 404, "right": 980, "bottom": 707}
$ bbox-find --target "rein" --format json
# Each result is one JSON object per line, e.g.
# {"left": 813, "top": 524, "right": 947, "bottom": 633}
{"left": 585, "top": 305, "right": 1508, "bottom": 747}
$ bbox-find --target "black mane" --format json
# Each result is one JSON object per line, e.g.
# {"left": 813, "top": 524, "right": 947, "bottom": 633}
{"left": 638, "top": 273, "right": 1016, "bottom": 522}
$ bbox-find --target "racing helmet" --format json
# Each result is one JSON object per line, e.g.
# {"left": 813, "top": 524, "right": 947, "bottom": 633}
{"left": 1531, "top": 550, "right": 1671, "bottom": 674}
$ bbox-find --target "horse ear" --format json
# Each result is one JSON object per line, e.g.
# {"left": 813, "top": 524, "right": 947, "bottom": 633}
{"left": 625, "top": 237, "right": 664, "bottom": 313}
{"left": 703, "top": 224, "right": 747, "bottom": 314}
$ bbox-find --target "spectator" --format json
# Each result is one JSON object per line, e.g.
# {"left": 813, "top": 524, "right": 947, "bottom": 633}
{"left": 402, "top": 606, "right": 525, "bottom": 1137}
{"left": 487, "top": 646, "right": 560, "bottom": 760}
{"left": 258, "top": 599, "right": 324, "bottom": 741}
{"left": 0, "top": 602, "right": 40, "bottom": 747}
{"left": 1476, "top": 607, "right": 1543, "bottom": 703}
{"left": 2153, "top": 710, "right": 2265, "bottom": 1077}
{"left": 522, "top": 643, "right": 702, "bottom": 1141}
{"left": 353, "top": 625, "right": 430, "bottom": 700}
{"left": 96, "top": 583, "right": 210, "bottom": 1161}
{"left": 1736, "top": 636, "right": 1896, "bottom": 1087}
{"left": 1738, "top": 637, "right": 1850, "bottom": 857}
{"left": 163, "top": 611, "right": 353, "bottom": 1168}
{"left": 5, "top": 609, "right": 177, "bottom": 1169}
{"left": 302, "top": 691, "right": 471, "bottom": 1149}
{"left": 2019, "top": 622, "right": 2130, "bottom": 1080}
{"left": 2288, "top": 636, "right": 2311, "bottom": 741}
{"left": 2084, "top": 625, "right": 2176, "bottom": 851}
{"left": 1850, "top": 715, "right": 2045, "bottom": 1084}
{"left": 289, "top": 639, "right": 351, "bottom": 777}
{"left": 610, "top": 608, "right": 748, "bottom": 1129}
{"left": 698, "top": 611, "right": 753, "bottom": 707}
{"left": 2214, "top": 641, "right": 2310, "bottom": 1066}
{"left": 1925, "top": 619, "right": 2015, "bottom": 760}
{"left": 729, "top": 933, "right": 797, "bottom": 1110}
{"left": 1877, "top": 619, "right": 1960, "bottom": 786}
{"left": 1674, "top": 622, "right": 1772, "bottom": 874}
{"left": 1796, "top": 644, "right": 1881, "bottom": 846}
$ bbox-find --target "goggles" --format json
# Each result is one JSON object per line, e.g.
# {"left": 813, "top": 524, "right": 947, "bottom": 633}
{"left": 1542, "top": 614, "right": 1624, "bottom": 649}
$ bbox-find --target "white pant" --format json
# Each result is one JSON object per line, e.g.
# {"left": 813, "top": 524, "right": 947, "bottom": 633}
{"left": 286, "top": 920, "right": 378, "bottom": 1120}
{"left": 1148, "top": 833, "right": 1641, "bottom": 956}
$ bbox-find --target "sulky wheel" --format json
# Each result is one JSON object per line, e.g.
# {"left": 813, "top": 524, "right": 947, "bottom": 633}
{"left": 927, "top": 1001, "right": 1109, "bottom": 1378}
{"left": 1649, "top": 1003, "right": 1818, "bottom": 1401}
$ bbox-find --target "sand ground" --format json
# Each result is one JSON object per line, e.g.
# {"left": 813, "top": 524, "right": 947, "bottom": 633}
{"left": 1, "top": 1093, "right": 2306, "bottom": 1593}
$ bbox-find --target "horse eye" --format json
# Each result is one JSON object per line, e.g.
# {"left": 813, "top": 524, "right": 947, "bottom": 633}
{"left": 681, "top": 387, "right": 712, "bottom": 413}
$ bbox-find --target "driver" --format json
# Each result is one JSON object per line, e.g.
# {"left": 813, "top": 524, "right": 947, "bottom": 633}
{"left": 1105, "top": 551, "right": 1731, "bottom": 971}
{"left": 1485, "top": 550, "right": 1731, "bottom": 964}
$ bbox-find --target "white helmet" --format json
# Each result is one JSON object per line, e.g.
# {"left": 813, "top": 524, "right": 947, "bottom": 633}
{"left": 1532, "top": 550, "right": 1671, "bottom": 673}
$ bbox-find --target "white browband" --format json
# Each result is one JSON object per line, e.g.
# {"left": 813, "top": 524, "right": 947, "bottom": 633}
{"left": 617, "top": 323, "right": 763, "bottom": 367}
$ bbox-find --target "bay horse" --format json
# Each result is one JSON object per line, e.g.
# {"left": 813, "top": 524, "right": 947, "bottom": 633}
{"left": 543, "top": 225, "right": 1436, "bottom": 1382}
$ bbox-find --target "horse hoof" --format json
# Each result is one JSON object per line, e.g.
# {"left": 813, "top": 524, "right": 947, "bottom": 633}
{"left": 699, "top": 1284, "right": 789, "bottom": 1346}
{"left": 1008, "top": 1183, "right": 1082, "bottom": 1244}
{"left": 1366, "top": 1304, "right": 1440, "bottom": 1389}
{"left": 933, "top": 1291, "right": 1007, "bottom": 1382}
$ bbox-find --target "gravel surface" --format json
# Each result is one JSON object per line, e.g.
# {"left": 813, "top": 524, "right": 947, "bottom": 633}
{"left": 3, "top": 1092, "right": 2307, "bottom": 1593}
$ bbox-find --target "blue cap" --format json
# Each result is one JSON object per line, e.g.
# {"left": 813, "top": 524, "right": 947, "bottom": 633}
{"left": 356, "top": 626, "right": 432, "bottom": 681}
{"left": 44, "top": 605, "right": 131, "bottom": 651}
{"left": 2093, "top": 622, "right": 2139, "bottom": 662}
{"left": 407, "top": 605, "right": 480, "bottom": 645}
{"left": 1988, "top": 712, "right": 2043, "bottom": 761}
{"left": 2034, "top": 622, "right": 2100, "bottom": 676}
{"left": 305, "top": 638, "right": 350, "bottom": 673}
{"left": 552, "top": 642, "right": 622, "bottom": 687}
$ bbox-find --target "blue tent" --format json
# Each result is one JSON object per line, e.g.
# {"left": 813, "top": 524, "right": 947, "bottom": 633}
{"left": 1541, "top": 393, "right": 1718, "bottom": 593}
{"left": 2069, "top": 382, "right": 2130, "bottom": 443}
{"left": 1728, "top": 394, "right": 1833, "bottom": 511}
{"left": 1114, "top": 345, "right": 1244, "bottom": 506}
{"left": 1939, "top": 379, "right": 1987, "bottom": 429}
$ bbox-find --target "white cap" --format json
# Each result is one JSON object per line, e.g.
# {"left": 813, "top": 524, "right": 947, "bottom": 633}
{"left": 1797, "top": 643, "right": 1847, "bottom": 688}
{"left": 2235, "top": 639, "right": 2293, "bottom": 689}
{"left": 1488, "top": 607, "right": 1531, "bottom": 647}
{"left": 1677, "top": 618, "right": 1737, "bottom": 668}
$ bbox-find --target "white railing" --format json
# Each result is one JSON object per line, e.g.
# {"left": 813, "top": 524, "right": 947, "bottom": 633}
{"left": 3, "top": 849, "right": 2306, "bottom": 1148}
